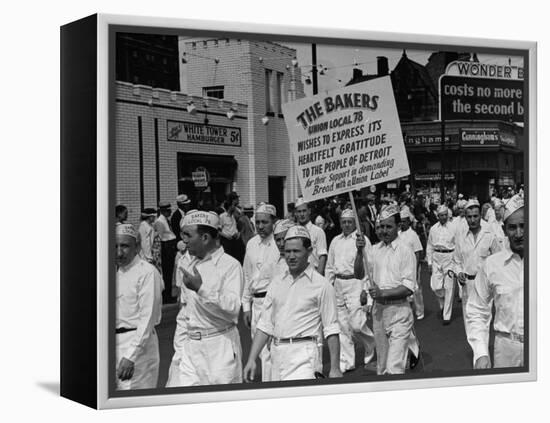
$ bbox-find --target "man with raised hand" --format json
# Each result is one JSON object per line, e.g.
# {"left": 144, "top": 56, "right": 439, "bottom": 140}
{"left": 426, "top": 204, "right": 457, "bottom": 324}
{"left": 453, "top": 199, "right": 501, "bottom": 338}
{"left": 241, "top": 204, "right": 280, "bottom": 381}
{"left": 466, "top": 194, "right": 525, "bottom": 369}
{"left": 326, "top": 209, "right": 375, "bottom": 373}
{"left": 170, "top": 210, "right": 244, "bottom": 386}
{"left": 243, "top": 225, "right": 342, "bottom": 382}
{"left": 115, "top": 223, "right": 163, "bottom": 390}
{"left": 294, "top": 197, "right": 328, "bottom": 275}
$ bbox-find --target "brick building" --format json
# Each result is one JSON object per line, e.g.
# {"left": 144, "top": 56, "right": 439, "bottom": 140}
{"left": 115, "top": 38, "right": 305, "bottom": 225}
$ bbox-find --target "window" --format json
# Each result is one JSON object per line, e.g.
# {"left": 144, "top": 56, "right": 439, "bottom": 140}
{"left": 265, "top": 69, "right": 274, "bottom": 114}
{"left": 202, "top": 85, "right": 225, "bottom": 99}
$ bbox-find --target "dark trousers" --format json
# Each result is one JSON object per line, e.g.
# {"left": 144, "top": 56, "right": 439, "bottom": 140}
{"left": 161, "top": 239, "right": 177, "bottom": 302}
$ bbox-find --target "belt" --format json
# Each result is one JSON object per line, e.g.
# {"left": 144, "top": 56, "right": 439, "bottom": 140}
{"left": 495, "top": 331, "right": 524, "bottom": 343}
{"left": 376, "top": 297, "right": 408, "bottom": 305}
{"left": 253, "top": 291, "right": 267, "bottom": 298}
{"left": 116, "top": 327, "right": 137, "bottom": 334}
{"left": 434, "top": 248, "right": 454, "bottom": 253}
{"left": 465, "top": 274, "right": 476, "bottom": 280}
{"left": 335, "top": 273, "right": 356, "bottom": 280}
{"left": 187, "top": 325, "right": 235, "bottom": 341}
{"left": 272, "top": 336, "right": 317, "bottom": 345}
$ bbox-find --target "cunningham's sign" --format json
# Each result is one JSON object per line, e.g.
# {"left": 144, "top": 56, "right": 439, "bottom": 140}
{"left": 282, "top": 76, "right": 410, "bottom": 202}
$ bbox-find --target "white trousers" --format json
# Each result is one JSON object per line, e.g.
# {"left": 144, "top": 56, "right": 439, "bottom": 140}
{"left": 116, "top": 329, "right": 159, "bottom": 390}
{"left": 412, "top": 265, "right": 425, "bottom": 318}
{"left": 252, "top": 297, "right": 272, "bottom": 381}
{"left": 170, "top": 326, "right": 242, "bottom": 386}
{"left": 494, "top": 334, "right": 524, "bottom": 368}
{"left": 334, "top": 277, "right": 375, "bottom": 372}
{"left": 430, "top": 252, "right": 455, "bottom": 321}
{"left": 372, "top": 302, "right": 414, "bottom": 375}
{"left": 270, "top": 340, "right": 320, "bottom": 381}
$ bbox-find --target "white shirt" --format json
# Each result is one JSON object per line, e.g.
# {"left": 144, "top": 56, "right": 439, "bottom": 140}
{"left": 154, "top": 214, "right": 176, "bottom": 242}
{"left": 452, "top": 216, "right": 469, "bottom": 238}
{"left": 491, "top": 220, "right": 507, "bottom": 250}
{"left": 242, "top": 233, "right": 281, "bottom": 312}
{"left": 304, "top": 221, "right": 328, "bottom": 269}
{"left": 175, "top": 246, "right": 243, "bottom": 332}
{"left": 220, "top": 211, "right": 238, "bottom": 239}
{"left": 426, "top": 221, "right": 456, "bottom": 266}
{"left": 454, "top": 226, "right": 501, "bottom": 277}
{"left": 256, "top": 265, "right": 340, "bottom": 339}
{"left": 116, "top": 256, "right": 163, "bottom": 362}
{"left": 367, "top": 238, "right": 417, "bottom": 293}
{"left": 138, "top": 220, "right": 155, "bottom": 261}
{"left": 326, "top": 230, "right": 370, "bottom": 286}
{"left": 466, "top": 248, "right": 524, "bottom": 362}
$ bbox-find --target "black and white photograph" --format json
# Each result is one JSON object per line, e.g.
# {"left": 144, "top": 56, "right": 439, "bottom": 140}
{"left": 110, "top": 20, "right": 532, "bottom": 400}
{"left": 6, "top": 0, "right": 549, "bottom": 420}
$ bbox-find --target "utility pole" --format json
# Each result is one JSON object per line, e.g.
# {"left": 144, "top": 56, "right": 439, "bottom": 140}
{"left": 312, "top": 43, "right": 318, "bottom": 95}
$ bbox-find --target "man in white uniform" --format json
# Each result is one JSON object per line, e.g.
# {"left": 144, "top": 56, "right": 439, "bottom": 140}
{"left": 426, "top": 205, "right": 457, "bottom": 324}
{"left": 356, "top": 205, "right": 417, "bottom": 375}
{"left": 242, "top": 204, "right": 280, "bottom": 381}
{"left": 115, "top": 223, "right": 163, "bottom": 390}
{"left": 453, "top": 199, "right": 501, "bottom": 338}
{"left": 169, "top": 210, "right": 244, "bottom": 386}
{"left": 466, "top": 194, "right": 525, "bottom": 369}
{"left": 295, "top": 197, "right": 328, "bottom": 275}
{"left": 243, "top": 226, "right": 342, "bottom": 381}
{"left": 325, "top": 209, "right": 375, "bottom": 372}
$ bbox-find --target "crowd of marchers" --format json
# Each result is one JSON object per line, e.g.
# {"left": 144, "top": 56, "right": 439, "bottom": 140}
{"left": 114, "top": 186, "right": 525, "bottom": 390}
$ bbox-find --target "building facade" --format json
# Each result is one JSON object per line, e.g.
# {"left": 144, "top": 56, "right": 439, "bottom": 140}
{"left": 115, "top": 38, "right": 305, "bottom": 225}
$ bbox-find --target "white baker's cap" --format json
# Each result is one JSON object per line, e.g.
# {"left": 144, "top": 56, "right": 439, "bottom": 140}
{"left": 340, "top": 209, "right": 355, "bottom": 219}
{"left": 181, "top": 209, "right": 220, "bottom": 230}
{"left": 116, "top": 223, "right": 138, "bottom": 239}
{"left": 256, "top": 203, "right": 277, "bottom": 216}
{"left": 437, "top": 205, "right": 449, "bottom": 215}
{"left": 284, "top": 225, "right": 311, "bottom": 241}
{"left": 295, "top": 197, "right": 308, "bottom": 208}
{"left": 379, "top": 204, "right": 400, "bottom": 221}
{"left": 465, "top": 199, "right": 480, "bottom": 209}
{"left": 503, "top": 194, "right": 524, "bottom": 221}
{"left": 273, "top": 219, "right": 295, "bottom": 235}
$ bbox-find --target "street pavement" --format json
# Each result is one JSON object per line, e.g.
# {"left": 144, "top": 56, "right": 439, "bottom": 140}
{"left": 154, "top": 262, "right": 490, "bottom": 387}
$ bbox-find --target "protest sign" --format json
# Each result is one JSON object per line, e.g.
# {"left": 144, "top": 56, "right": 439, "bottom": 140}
{"left": 282, "top": 76, "right": 410, "bottom": 202}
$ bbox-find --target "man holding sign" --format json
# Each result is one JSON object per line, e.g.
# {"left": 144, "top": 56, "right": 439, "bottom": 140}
{"left": 325, "top": 208, "right": 375, "bottom": 372}
{"left": 355, "top": 205, "right": 417, "bottom": 375}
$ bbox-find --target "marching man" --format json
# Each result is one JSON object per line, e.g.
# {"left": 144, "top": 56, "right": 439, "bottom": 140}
{"left": 466, "top": 194, "right": 525, "bottom": 369}
{"left": 453, "top": 199, "right": 501, "bottom": 337}
{"left": 169, "top": 210, "right": 244, "bottom": 386}
{"left": 325, "top": 209, "right": 376, "bottom": 372}
{"left": 241, "top": 204, "right": 280, "bottom": 381}
{"left": 355, "top": 205, "right": 417, "bottom": 375}
{"left": 115, "top": 223, "right": 163, "bottom": 390}
{"left": 426, "top": 204, "right": 457, "bottom": 324}
{"left": 243, "top": 226, "right": 342, "bottom": 381}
